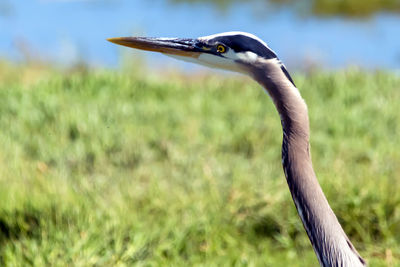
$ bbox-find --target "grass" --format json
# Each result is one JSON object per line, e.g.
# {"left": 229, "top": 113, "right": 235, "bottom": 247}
{"left": 0, "top": 62, "right": 399, "bottom": 266}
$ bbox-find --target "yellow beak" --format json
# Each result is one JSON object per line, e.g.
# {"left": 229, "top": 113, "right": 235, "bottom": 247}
{"left": 107, "top": 36, "right": 201, "bottom": 58}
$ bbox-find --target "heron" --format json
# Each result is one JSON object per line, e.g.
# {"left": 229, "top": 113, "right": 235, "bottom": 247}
{"left": 108, "top": 32, "right": 366, "bottom": 266}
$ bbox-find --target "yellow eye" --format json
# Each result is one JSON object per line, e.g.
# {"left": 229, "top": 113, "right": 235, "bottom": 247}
{"left": 216, "top": 45, "right": 226, "bottom": 53}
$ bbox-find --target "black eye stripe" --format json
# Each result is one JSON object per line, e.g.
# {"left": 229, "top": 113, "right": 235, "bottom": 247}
{"left": 212, "top": 35, "right": 277, "bottom": 59}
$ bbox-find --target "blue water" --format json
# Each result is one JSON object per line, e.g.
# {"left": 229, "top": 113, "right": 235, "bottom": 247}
{"left": 1, "top": 0, "right": 399, "bottom": 70}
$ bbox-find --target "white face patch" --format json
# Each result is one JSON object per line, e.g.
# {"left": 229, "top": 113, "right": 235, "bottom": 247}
{"left": 165, "top": 51, "right": 247, "bottom": 74}
{"left": 233, "top": 51, "right": 258, "bottom": 63}
{"left": 163, "top": 32, "right": 280, "bottom": 75}
{"left": 167, "top": 48, "right": 260, "bottom": 73}
{"left": 197, "top": 53, "right": 245, "bottom": 73}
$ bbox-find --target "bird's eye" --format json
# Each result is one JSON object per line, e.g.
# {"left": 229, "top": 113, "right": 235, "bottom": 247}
{"left": 216, "top": 44, "right": 226, "bottom": 53}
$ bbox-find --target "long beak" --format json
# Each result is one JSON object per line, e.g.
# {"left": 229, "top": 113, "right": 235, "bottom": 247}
{"left": 107, "top": 37, "right": 201, "bottom": 58}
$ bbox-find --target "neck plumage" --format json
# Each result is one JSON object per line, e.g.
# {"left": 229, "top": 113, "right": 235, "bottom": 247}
{"left": 250, "top": 58, "right": 365, "bottom": 267}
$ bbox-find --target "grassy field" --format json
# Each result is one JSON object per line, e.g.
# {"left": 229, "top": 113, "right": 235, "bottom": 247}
{"left": 0, "top": 62, "right": 399, "bottom": 266}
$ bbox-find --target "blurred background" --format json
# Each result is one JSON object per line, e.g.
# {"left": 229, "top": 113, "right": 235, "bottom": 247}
{"left": 1, "top": 0, "right": 400, "bottom": 70}
{"left": 1, "top": 1, "right": 400, "bottom": 266}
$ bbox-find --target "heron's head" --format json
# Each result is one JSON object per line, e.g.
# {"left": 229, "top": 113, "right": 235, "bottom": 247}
{"left": 108, "top": 32, "right": 279, "bottom": 75}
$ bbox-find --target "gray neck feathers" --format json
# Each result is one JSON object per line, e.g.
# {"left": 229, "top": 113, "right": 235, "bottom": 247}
{"left": 249, "top": 58, "right": 365, "bottom": 267}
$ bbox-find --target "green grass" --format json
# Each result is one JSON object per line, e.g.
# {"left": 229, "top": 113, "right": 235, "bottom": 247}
{"left": 0, "top": 63, "right": 399, "bottom": 266}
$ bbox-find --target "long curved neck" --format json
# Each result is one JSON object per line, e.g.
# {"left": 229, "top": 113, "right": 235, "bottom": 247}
{"left": 250, "top": 58, "right": 365, "bottom": 267}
